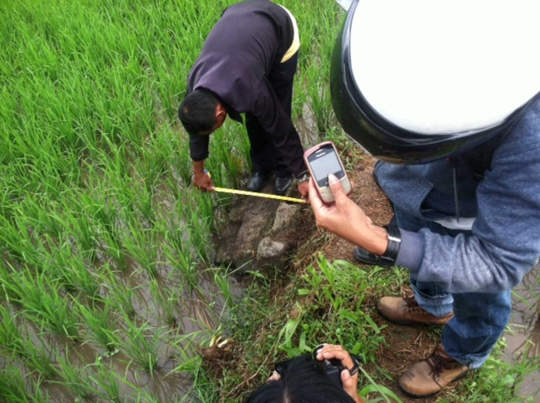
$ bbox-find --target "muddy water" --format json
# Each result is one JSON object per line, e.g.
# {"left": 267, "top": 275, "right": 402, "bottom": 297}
{"left": 504, "top": 266, "right": 540, "bottom": 399}
{"left": 19, "top": 261, "right": 243, "bottom": 402}
{"left": 295, "top": 103, "right": 320, "bottom": 146}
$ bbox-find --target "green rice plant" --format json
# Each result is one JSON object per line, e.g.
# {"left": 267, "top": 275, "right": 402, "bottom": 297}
{"left": 90, "top": 361, "right": 122, "bottom": 403}
{"left": 0, "top": 367, "right": 51, "bottom": 403}
{"left": 74, "top": 297, "right": 119, "bottom": 353}
{"left": 40, "top": 235, "right": 100, "bottom": 297}
{"left": 60, "top": 197, "right": 100, "bottom": 261}
{"left": 0, "top": 303, "right": 26, "bottom": 357}
{"left": 168, "top": 331, "right": 205, "bottom": 374}
{"left": 0, "top": 213, "right": 40, "bottom": 266}
{"left": 20, "top": 336, "right": 59, "bottom": 380}
{"left": 0, "top": 367, "right": 27, "bottom": 402}
{"left": 117, "top": 309, "right": 162, "bottom": 373}
{"left": 113, "top": 372, "right": 162, "bottom": 403}
{"left": 161, "top": 226, "right": 200, "bottom": 292}
{"left": 0, "top": 306, "right": 57, "bottom": 378}
{"left": 101, "top": 228, "right": 128, "bottom": 272}
{"left": 205, "top": 124, "right": 251, "bottom": 190}
{"left": 14, "top": 269, "right": 80, "bottom": 340}
{"left": 149, "top": 278, "right": 180, "bottom": 327}
{"left": 54, "top": 348, "right": 95, "bottom": 400}
{"left": 122, "top": 216, "right": 159, "bottom": 278}
{"left": 98, "top": 265, "right": 137, "bottom": 318}
{"left": 304, "top": 65, "right": 335, "bottom": 135}
{"left": 209, "top": 268, "right": 235, "bottom": 316}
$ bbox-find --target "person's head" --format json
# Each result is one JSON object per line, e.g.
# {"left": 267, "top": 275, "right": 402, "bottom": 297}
{"left": 246, "top": 354, "right": 355, "bottom": 403}
{"left": 178, "top": 89, "right": 227, "bottom": 135}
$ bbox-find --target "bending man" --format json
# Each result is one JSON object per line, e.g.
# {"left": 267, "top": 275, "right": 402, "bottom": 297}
{"left": 179, "top": 0, "right": 309, "bottom": 197}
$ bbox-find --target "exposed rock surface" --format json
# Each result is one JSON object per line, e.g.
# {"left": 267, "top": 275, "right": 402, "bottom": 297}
{"left": 214, "top": 182, "right": 305, "bottom": 272}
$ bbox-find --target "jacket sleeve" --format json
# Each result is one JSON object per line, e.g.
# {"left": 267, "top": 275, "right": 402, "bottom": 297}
{"left": 397, "top": 105, "right": 540, "bottom": 293}
{"left": 189, "top": 133, "right": 210, "bottom": 162}
{"left": 252, "top": 80, "right": 307, "bottom": 177}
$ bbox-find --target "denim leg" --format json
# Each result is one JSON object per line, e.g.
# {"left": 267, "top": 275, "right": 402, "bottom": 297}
{"left": 394, "top": 207, "right": 512, "bottom": 368}
{"left": 394, "top": 208, "right": 454, "bottom": 317}
{"left": 442, "top": 290, "right": 512, "bottom": 368}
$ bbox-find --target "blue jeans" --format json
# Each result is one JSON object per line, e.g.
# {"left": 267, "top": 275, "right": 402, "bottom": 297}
{"left": 394, "top": 208, "right": 512, "bottom": 369}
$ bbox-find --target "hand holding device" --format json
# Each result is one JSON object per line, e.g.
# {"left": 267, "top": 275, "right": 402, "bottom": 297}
{"left": 304, "top": 141, "right": 351, "bottom": 204}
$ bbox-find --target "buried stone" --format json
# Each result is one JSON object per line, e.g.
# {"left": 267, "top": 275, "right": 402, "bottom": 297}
{"left": 214, "top": 185, "right": 305, "bottom": 272}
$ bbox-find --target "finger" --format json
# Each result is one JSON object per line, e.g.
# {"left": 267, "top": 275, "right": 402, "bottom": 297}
{"left": 328, "top": 174, "right": 346, "bottom": 202}
{"left": 298, "top": 183, "right": 309, "bottom": 199}
{"left": 341, "top": 369, "right": 358, "bottom": 400}
{"left": 319, "top": 345, "right": 355, "bottom": 369}
{"left": 308, "top": 178, "right": 324, "bottom": 211}
{"left": 267, "top": 370, "right": 281, "bottom": 382}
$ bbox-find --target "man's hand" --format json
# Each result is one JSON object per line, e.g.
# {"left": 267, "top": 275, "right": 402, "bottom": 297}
{"left": 192, "top": 160, "right": 215, "bottom": 191}
{"left": 297, "top": 181, "right": 309, "bottom": 199}
{"left": 193, "top": 171, "right": 215, "bottom": 191}
{"left": 315, "top": 344, "right": 366, "bottom": 403}
{"left": 308, "top": 174, "right": 387, "bottom": 255}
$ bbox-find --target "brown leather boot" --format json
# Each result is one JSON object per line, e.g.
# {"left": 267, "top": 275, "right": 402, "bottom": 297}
{"left": 377, "top": 296, "right": 454, "bottom": 325}
{"left": 398, "top": 344, "right": 469, "bottom": 397}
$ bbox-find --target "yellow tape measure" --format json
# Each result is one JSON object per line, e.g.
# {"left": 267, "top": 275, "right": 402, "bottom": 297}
{"left": 213, "top": 187, "right": 306, "bottom": 203}
{"left": 197, "top": 170, "right": 305, "bottom": 203}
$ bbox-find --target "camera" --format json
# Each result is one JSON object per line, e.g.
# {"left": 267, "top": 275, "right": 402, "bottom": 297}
{"left": 313, "top": 344, "right": 345, "bottom": 387}
{"left": 274, "top": 345, "right": 359, "bottom": 388}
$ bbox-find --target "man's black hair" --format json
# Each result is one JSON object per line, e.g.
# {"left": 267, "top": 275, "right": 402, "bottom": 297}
{"left": 246, "top": 355, "right": 355, "bottom": 403}
{"left": 178, "top": 89, "right": 219, "bottom": 135}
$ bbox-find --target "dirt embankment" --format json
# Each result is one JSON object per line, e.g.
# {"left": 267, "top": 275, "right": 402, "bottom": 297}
{"left": 310, "top": 154, "right": 460, "bottom": 403}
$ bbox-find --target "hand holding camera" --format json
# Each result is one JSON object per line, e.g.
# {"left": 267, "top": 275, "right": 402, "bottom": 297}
{"left": 271, "top": 344, "right": 364, "bottom": 403}
{"left": 314, "top": 344, "right": 364, "bottom": 403}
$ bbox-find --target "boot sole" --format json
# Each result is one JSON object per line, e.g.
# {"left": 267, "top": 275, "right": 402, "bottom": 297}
{"left": 398, "top": 370, "right": 469, "bottom": 398}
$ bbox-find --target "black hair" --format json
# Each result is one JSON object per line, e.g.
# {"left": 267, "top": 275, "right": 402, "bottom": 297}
{"left": 246, "top": 355, "right": 355, "bottom": 403}
{"left": 178, "top": 89, "right": 219, "bottom": 135}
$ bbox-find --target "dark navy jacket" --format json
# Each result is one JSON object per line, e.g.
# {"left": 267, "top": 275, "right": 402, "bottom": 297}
{"left": 187, "top": 0, "right": 306, "bottom": 176}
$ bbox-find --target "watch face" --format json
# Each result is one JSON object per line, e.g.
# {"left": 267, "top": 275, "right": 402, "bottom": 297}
{"left": 298, "top": 174, "right": 310, "bottom": 183}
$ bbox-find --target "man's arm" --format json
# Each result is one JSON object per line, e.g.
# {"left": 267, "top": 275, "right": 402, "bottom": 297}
{"left": 398, "top": 142, "right": 540, "bottom": 293}
{"left": 396, "top": 103, "right": 540, "bottom": 293}
{"left": 309, "top": 110, "right": 540, "bottom": 294}
{"left": 190, "top": 134, "right": 214, "bottom": 191}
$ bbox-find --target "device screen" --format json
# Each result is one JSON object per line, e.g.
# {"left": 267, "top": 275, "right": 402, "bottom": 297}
{"left": 308, "top": 147, "right": 345, "bottom": 187}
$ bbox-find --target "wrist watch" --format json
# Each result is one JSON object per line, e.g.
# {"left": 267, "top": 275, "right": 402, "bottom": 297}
{"left": 297, "top": 172, "right": 310, "bottom": 183}
{"left": 379, "top": 225, "right": 402, "bottom": 267}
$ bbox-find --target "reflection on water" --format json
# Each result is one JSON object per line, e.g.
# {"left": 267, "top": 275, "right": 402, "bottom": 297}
{"left": 296, "top": 103, "right": 320, "bottom": 147}
{"left": 1, "top": 262, "right": 243, "bottom": 402}
{"left": 504, "top": 266, "right": 540, "bottom": 399}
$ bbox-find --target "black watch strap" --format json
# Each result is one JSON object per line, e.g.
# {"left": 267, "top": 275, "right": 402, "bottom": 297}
{"left": 346, "top": 354, "right": 362, "bottom": 376}
{"left": 379, "top": 225, "right": 401, "bottom": 267}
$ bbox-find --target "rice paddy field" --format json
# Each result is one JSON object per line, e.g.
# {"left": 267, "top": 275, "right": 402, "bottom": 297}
{"left": 0, "top": 0, "right": 343, "bottom": 401}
